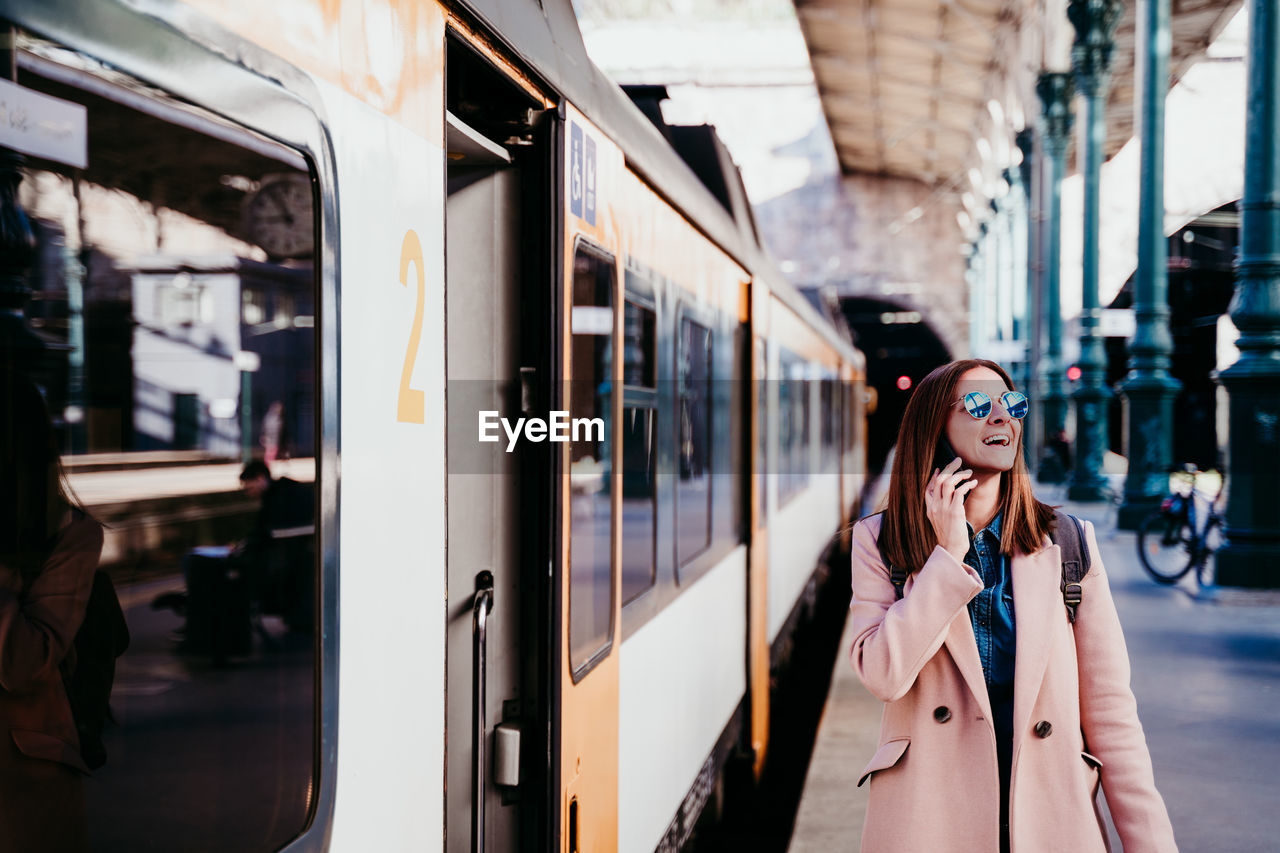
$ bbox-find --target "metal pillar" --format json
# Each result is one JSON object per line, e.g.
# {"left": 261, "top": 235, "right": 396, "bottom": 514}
{"left": 1018, "top": 129, "right": 1041, "bottom": 468}
{"left": 1216, "top": 0, "right": 1280, "bottom": 588}
{"left": 1068, "top": 0, "right": 1123, "bottom": 502}
{"left": 968, "top": 239, "right": 984, "bottom": 355}
{"left": 1117, "top": 0, "right": 1180, "bottom": 529}
{"left": 1036, "top": 72, "right": 1074, "bottom": 483}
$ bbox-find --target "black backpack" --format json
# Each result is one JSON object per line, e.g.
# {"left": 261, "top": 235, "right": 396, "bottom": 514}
{"left": 884, "top": 509, "right": 1091, "bottom": 622}
{"left": 62, "top": 569, "right": 131, "bottom": 770}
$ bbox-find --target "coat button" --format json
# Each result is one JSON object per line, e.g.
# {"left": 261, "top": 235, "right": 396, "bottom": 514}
{"left": 1034, "top": 720, "right": 1053, "bottom": 738}
{"left": 933, "top": 706, "right": 951, "bottom": 723}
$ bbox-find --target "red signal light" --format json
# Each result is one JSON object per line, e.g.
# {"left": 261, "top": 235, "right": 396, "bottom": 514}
{"left": 896, "top": 375, "right": 912, "bottom": 391}
{"left": 1067, "top": 365, "right": 1082, "bottom": 382}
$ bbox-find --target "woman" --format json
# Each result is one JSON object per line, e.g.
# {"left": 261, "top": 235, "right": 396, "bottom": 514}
{"left": 0, "top": 370, "right": 101, "bottom": 852}
{"left": 849, "top": 360, "right": 1175, "bottom": 853}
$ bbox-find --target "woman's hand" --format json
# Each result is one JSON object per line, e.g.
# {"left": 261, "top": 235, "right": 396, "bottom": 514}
{"left": 926, "top": 457, "right": 977, "bottom": 561}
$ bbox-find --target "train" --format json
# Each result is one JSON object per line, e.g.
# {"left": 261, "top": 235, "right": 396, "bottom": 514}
{"left": 0, "top": 0, "right": 869, "bottom": 850}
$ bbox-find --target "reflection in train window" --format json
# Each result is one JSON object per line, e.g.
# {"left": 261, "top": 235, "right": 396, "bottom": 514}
{"left": 755, "top": 337, "right": 768, "bottom": 522}
{"left": 620, "top": 407, "right": 656, "bottom": 603}
{"left": 821, "top": 378, "right": 838, "bottom": 472}
{"left": 4, "top": 40, "right": 316, "bottom": 853}
{"left": 778, "top": 352, "right": 810, "bottom": 505}
{"left": 677, "top": 317, "right": 712, "bottom": 568}
{"left": 568, "top": 246, "right": 615, "bottom": 676}
{"left": 796, "top": 375, "right": 811, "bottom": 487}
{"left": 622, "top": 299, "right": 655, "bottom": 390}
{"left": 621, "top": 298, "right": 657, "bottom": 604}
{"left": 777, "top": 369, "right": 792, "bottom": 502}
{"left": 847, "top": 380, "right": 858, "bottom": 451}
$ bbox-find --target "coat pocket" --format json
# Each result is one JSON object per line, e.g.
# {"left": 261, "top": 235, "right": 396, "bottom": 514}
{"left": 857, "top": 737, "right": 910, "bottom": 787}
{"left": 1081, "top": 750, "right": 1103, "bottom": 771}
{"left": 11, "top": 728, "right": 91, "bottom": 775}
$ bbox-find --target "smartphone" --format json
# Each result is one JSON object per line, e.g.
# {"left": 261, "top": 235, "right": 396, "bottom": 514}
{"left": 934, "top": 436, "right": 959, "bottom": 474}
{"left": 934, "top": 437, "right": 971, "bottom": 501}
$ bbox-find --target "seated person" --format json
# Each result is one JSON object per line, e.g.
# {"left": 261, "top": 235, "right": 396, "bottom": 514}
{"left": 162, "top": 460, "right": 314, "bottom": 656}
{"left": 236, "top": 460, "right": 315, "bottom": 630}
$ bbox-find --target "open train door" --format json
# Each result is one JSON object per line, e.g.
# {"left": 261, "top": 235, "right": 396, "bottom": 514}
{"left": 553, "top": 108, "right": 622, "bottom": 853}
{"left": 443, "top": 33, "right": 557, "bottom": 853}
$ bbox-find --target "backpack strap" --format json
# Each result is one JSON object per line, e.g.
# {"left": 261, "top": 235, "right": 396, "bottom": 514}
{"left": 867, "top": 511, "right": 909, "bottom": 601}
{"left": 1049, "top": 509, "right": 1091, "bottom": 623}
{"left": 888, "top": 562, "right": 907, "bottom": 601}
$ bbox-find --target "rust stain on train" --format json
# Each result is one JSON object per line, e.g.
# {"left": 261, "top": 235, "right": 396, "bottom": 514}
{"left": 445, "top": 15, "right": 555, "bottom": 107}
{"left": 183, "top": 0, "right": 446, "bottom": 141}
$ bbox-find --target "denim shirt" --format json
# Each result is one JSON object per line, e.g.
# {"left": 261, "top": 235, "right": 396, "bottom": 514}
{"left": 965, "top": 511, "right": 1016, "bottom": 841}
{"left": 964, "top": 512, "right": 1016, "bottom": 690}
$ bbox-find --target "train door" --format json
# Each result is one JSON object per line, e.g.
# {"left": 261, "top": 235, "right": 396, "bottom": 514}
{"left": 557, "top": 236, "right": 620, "bottom": 853}
{"left": 444, "top": 34, "right": 554, "bottom": 853}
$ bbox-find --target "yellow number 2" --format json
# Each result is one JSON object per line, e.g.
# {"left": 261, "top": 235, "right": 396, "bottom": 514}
{"left": 397, "top": 229, "right": 426, "bottom": 424}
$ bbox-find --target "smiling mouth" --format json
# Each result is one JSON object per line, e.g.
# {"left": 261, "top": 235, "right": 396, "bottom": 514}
{"left": 983, "top": 435, "right": 1011, "bottom": 446}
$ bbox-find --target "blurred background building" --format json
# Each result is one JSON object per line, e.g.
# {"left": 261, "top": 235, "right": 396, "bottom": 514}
{"left": 578, "top": 0, "right": 1250, "bottom": 512}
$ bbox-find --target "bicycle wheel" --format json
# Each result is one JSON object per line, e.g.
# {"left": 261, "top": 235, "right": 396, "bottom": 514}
{"left": 1137, "top": 512, "right": 1196, "bottom": 583}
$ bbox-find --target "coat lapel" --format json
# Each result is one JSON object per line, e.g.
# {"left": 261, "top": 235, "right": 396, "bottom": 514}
{"left": 943, "top": 599, "right": 994, "bottom": 725}
{"left": 1011, "top": 541, "right": 1063, "bottom": 752}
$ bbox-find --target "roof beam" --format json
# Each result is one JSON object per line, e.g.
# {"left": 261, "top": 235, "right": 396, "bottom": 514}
{"left": 863, "top": 0, "right": 886, "bottom": 170}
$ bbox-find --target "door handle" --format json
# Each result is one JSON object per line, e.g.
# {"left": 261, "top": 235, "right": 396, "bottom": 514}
{"left": 472, "top": 571, "right": 494, "bottom": 853}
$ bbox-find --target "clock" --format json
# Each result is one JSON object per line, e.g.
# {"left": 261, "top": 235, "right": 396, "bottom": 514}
{"left": 244, "top": 172, "right": 314, "bottom": 259}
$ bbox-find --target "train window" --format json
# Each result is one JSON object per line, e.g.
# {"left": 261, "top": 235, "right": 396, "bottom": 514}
{"left": 755, "top": 337, "right": 768, "bottom": 523}
{"left": 4, "top": 40, "right": 317, "bottom": 852}
{"left": 568, "top": 245, "right": 615, "bottom": 676}
{"left": 821, "top": 378, "right": 838, "bottom": 472}
{"left": 676, "top": 317, "right": 712, "bottom": 569}
{"left": 849, "top": 380, "right": 860, "bottom": 452}
{"left": 777, "top": 367, "right": 792, "bottom": 503}
{"left": 620, "top": 406, "right": 656, "bottom": 602}
{"left": 778, "top": 353, "right": 810, "bottom": 504}
{"left": 730, "top": 325, "right": 746, "bottom": 543}
{"left": 622, "top": 299, "right": 656, "bottom": 389}
{"left": 797, "top": 375, "right": 811, "bottom": 489}
{"left": 621, "top": 297, "right": 656, "bottom": 604}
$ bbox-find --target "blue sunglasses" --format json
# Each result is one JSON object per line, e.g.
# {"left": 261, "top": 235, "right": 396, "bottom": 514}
{"left": 960, "top": 390, "right": 1029, "bottom": 420}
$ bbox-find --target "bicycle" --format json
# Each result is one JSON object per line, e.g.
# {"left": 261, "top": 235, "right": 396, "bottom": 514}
{"left": 1136, "top": 465, "right": 1224, "bottom": 586}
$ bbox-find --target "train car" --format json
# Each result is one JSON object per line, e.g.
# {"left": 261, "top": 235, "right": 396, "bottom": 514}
{"left": 0, "top": 1, "right": 866, "bottom": 850}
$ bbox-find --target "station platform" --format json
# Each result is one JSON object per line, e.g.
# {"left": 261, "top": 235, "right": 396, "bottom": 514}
{"left": 788, "top": 498, "right": 1280, "bottom": 853}
{"left": 68, "top": 456, "right": 314, "bottom": 572}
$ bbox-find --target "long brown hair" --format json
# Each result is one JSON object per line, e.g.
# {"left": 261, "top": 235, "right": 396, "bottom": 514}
{"left": 0, "top": 369, "right": 82, "bottom": 584}
{"left": 879, "top": 359, "right": 1055, "bottom": 573}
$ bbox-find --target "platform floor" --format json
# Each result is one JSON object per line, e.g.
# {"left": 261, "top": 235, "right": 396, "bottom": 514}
{"left": 788, "top": 498, "right": 1280, "bottom": 853}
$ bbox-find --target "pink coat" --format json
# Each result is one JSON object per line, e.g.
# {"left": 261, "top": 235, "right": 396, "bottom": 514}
{"left": 0, "top": 514, "right": 101, "bottom": 852}
{"left": 848, "top": 514, "right": 1176, "bottom": 853}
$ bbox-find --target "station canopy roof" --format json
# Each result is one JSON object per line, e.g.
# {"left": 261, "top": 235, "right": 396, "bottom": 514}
{"left": 795, "top": 0, "right": 1242, "bottom": 187}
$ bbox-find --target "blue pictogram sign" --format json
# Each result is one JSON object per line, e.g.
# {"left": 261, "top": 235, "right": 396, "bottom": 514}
{"left": 570, "top": 122, "right": 583, "bottom": 220}
{"left": 584, "top": 134, "right": 597, "bottom": 226}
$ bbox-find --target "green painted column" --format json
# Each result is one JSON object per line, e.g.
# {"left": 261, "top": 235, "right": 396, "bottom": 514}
{"left": 1068, "top": 0, "right": 1123, "bottom": 502}
{"left": 1036, "top": 72, "right": 1074, "bottom": 484}
{"left": 1118, "top": 0, "right": 1180, "bottom": 529}
{"left": 1016, "top": 130, "right": 1041, "bottom": 468}
{"left": 1216, "top": 0, "right": 1280, "bottom": 588}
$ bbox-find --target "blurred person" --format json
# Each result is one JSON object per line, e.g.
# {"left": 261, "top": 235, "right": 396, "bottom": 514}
{"left": 0, "top": 370, "right": 102, "bottom": 853}
{"left": 236, "top": 459, "right": 312, "bottom": 557}
{"left": 235, "top": 459, "right": 314, "bottom": 634}
{"left": 1047, "top": 427, "right": 1073, "bottom": 473}
{"left": 173, "top": 459, "right": 313, "bottom": 657}
{"left": 847, "top": 360, "right": 1174, "bottom": 852}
